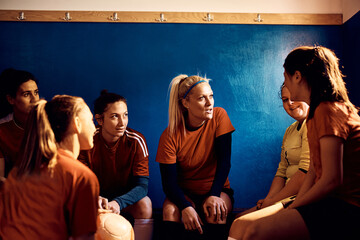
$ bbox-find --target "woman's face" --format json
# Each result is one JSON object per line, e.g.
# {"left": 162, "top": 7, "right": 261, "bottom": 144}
{"left": 183, "top": 82, "right": 214, "bottom": 127}
{"left": 282, "top": 86, "right": 309, "bottom": 122}
{"left": 78, "top": 104, "right": 96, "bottom": 150}
{"left": 283, "top": 70, "right": 310, "bottom": 104}
{"left": 98, "top": 101, "right": 128, "bottom": 144}
{"left": 8, "top": 80, "right": 39, "bottom": 117}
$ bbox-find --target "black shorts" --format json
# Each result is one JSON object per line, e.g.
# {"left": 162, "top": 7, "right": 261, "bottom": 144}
{"left": 296, "top": 197, "right": 360, "bottom": 240}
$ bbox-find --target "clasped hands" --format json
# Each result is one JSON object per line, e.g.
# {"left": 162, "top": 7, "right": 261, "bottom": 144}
{"left": 181, "top": 195, "right": 227, "bottom": 234}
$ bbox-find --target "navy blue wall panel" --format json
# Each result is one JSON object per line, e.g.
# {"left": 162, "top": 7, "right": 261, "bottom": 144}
{"left": 0, "top": 22, "right": 343, "bottom": 208}
{"left": 343, "top": 11, "right": 360, "bottom": 107}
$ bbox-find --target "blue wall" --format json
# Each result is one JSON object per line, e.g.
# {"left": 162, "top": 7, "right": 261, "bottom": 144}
{"left": 0, "top": 21, "right": 347, "bottom": 208}
{"left": 343, "top": 11, "right": 360, "bottom": 107}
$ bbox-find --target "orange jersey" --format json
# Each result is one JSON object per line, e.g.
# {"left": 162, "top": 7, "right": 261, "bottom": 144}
{"left": 79, "top": 127, "right": 149, "bottom": 200}
{"left": 0, "top": 149, "right": 99, "bottom": 239}
{"left": 307, "top": 102, "right": 360, "bottom": 207}
{"left": 156, "top": 107, "right": 235, "bottom": 195}
{"left": 0, "top": 116, "right": 24, "bottom": 176}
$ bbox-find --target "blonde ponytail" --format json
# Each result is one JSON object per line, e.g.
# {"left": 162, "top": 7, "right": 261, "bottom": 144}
{"left": 168, "top": 74, "right": 187, "bottom": 135}
{"left": 17, "top": 100, "right": 57, "bottom": 176}
{"left": 168, "top": 74, "right": 210, "bottom": 136}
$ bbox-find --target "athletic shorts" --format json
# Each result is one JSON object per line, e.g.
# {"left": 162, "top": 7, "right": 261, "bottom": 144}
{"left": 296, "top": 197, "right": 360, "bottom": 240}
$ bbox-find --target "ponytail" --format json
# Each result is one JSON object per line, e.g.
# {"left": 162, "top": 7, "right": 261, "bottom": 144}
{"left": 17, "top": 100, "right": 57, "bottom": 177}
{"left": 168, "top": 74, "right": 188, "bottom": 135}
{"left": 16, "top": 95, "right": 85, "bottom": 177}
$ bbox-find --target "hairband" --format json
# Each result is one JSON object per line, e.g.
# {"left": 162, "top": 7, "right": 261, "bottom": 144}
{"left": 183, "top": 80, "right": 206, "bottom": 99}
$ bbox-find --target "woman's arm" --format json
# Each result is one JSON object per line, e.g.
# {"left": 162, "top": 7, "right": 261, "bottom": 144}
{"left": 208, "top": 132, "right": 232, "bottom": 197}
{"left": 112, "top": 176, "right": 149, "bottom": 211}
{"left": 203, "top": 132, "right": 232, "bottom": 222}
{"left": 289, "top": 136, "right": 343, "bottom": 208}
{"left": 160, "top": 163, "right": 192, "bottom": 210}
{"left": 262, "top": 171, "right": 306, "bottom": 208}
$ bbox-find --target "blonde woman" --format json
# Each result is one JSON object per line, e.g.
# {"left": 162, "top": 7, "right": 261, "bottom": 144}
{"left": 156, "top": 75, "right": 235, "bottom": 240}
{"left": 0, "top": 95, "right": 99, "bottom": 240}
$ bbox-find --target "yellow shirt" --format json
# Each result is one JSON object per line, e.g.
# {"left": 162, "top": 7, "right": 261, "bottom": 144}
{"left": 275, "top": 120, "right": 310, "bottom": 183}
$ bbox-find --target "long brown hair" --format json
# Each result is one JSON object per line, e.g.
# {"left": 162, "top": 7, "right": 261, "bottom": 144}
{"left": 283, "top": 46, "right": 357, "bottom": 118}
{"left": 17, "top": 95, "right": 85, "bottom": 177}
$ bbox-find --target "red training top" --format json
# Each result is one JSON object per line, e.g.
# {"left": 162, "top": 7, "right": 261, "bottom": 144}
{"left": 0, "top": 149, "right": 100, "bottom": 239}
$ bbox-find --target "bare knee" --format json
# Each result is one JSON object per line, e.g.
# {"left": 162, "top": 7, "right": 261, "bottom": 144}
{"left": 229, "top": 217, "right": 252, "bottom": 239}
{"left": 243, "top": 221, "right": 262, "bottom": 240}
{"left": 123, "top": 196, "right": 153, "bottom": 219}
{"left": 162, "top": 199, "right": 181, "bottom": 222}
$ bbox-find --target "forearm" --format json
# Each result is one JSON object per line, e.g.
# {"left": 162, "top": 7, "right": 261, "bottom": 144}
{"left": 265, "top": 171, "right": 305, "bottom": 205}
{"left": 209, "top": 132, "right": 232, "bottom": 197}
{"left": 160, "top": 163, "right": 192, "bottom": 210}
{"left": 265, "top": 176, "right": 286, "bottom": 200}
{"left": 113, "top": 176, "right": 149, "bottom": 210}
{"left": 290, "top": 175, "right": 338, "bottom": 209}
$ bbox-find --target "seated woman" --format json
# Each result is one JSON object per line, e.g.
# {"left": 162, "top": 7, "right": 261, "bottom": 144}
{"left": 229, "top": 46, "right": 360, "bottom": 240}
{"left": 0, "top": 68, "right": 40, "bottom": 177}
{"left": 156, "top": 75, "right": 235, "bottom": 240}
{"left": 79, "top": 90, "right": 153, "bottom": 239}
{"left": 0, "top": 95, "right": 99, "bottom": 240}
{"left": 228, "top": 84, "right": 310, "bottom": 239}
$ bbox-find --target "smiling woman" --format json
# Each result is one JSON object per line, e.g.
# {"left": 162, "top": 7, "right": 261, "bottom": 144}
{"left": 156, "top": 74, "right": 235, "bottom": 240}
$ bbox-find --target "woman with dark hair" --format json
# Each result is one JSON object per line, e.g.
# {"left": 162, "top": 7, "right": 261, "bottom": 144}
{"left": 229, "top": 46, "right": 360, "bottom": 240}
{"left": 0, "top": 95, "right": 99, "bottom": 240}
{"left": 0, "top": 68, "right": 39, "bottom": 177}
{"left": 79, "top": 90, "right": 153, "bottom": 239}
{"left": 156, "top": 75, "right": 235, "bottom": 240}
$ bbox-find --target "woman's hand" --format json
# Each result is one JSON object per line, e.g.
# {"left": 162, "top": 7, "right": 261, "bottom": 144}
{"left": 203, "top": 196, "right": 227, "bottom": 222}
{"left": 256, "top": 199, "right": 264, "bottom": 209}
{"left": 108, "top": 201, "right": 121, "bottom": 214}
{"left": 98, "top": 196, "right": 109, "bottom": 210}
{"left": 181, "top": 206, "right": 204, "bottom": 234}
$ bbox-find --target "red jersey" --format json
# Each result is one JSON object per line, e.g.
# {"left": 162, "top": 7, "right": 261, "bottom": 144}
{"left": 156, "top": 107, "right": 235, "bottom": 195}
{"left": 0, "top": 149, "right": 99, "bottom": 239}
{"left": 79, "top": 127, "right": 149, "bottom": 200}
{"left": 0, "top": 115, "right": 24, "bottom": 176}
{"left": 307, "top": 102, "right": 360, "bottom": 207}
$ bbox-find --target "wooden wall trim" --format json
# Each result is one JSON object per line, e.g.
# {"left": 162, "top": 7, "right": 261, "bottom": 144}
{"left": 0, "top": 10, "right": 343, "bottom": 25}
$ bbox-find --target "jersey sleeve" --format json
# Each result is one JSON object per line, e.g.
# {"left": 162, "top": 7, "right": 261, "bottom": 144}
{"left": 215, "top": 108, "right": 235, "bottom": 138}
{"left": 131, "top": 132, "right": 149, "bottom": 176}
{"left": 156, "top": 129, "right": 177, "bottom": 164}
{"left": 313, "top": 103, "right": 349, "bottom": 140}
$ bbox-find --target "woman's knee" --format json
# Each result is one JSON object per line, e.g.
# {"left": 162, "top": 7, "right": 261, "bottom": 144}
{"left": 162, "top": 199, "right": 181, "bottom": 222}
{"left": 137, "top": 196, "right": 153, "bottom": 218}
{"left": 124, "top": 196, "right": 153, "bottom": 219}
{"left": 228, "top": 217, "right": 252, "bottom": 239}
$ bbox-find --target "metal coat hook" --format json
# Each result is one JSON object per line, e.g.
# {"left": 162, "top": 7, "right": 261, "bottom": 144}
{"left": 203, "top": 13, "right": 214, "bottom": 22}
{"left": 155, "top": 13, "right": 167, "bottom": 22}
{"left": 17, "top": 12, "right": 26, "bottom": 21}
{"left": 254, "top": 14, "right": 263, "bottom": 22}
{"left": 109, "top": 12, "right": 119, "bottom": 21}
{"left": 63, "top": 12, "right": 72, "bottom": 21}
